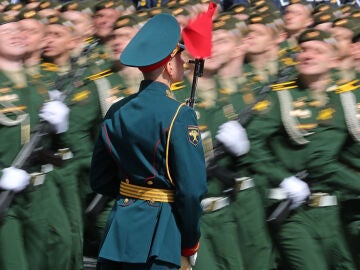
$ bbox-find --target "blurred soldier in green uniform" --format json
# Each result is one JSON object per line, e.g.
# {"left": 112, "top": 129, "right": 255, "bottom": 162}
{"left": 203, "top": 13, "right": 278, "bottom": 270}
{"left": 18, "top": 10, "right": 46, "bottom": 76}
{"left": 329, "top": 17, "right": 360, "bottom": 268}
{"left": 83, "top": 13, "right": 143, "bottom": 259}
{"left": 90, "top": 13, "right": 207, "bottom": 270}
{"left": 17, "top": 10, "right": 74, "bottom": 270}
{"left": 280, "top": 0, "right": 314, "bottom": 55}
{"left": 243, "top": 28, "right": 358, "bottom": 270}
{"left": 93, "top": 0, "right": 121, "bottom": 53}
{"left": 40, "top": 15, "right": 110, "bottom": 270}
{"left": 61, "top": 1, "right": 114, "bottom": 73}
{"left": 106, "top": 14, "right": 143, "bottom": 95}
{"left": 192, "top": 15, "right": 248, "bottom": 270}
{"left": 0, "top": 13, "right": 71, "bottom": 270}
{"left": 331, "top": 17, "right": 359, "bottom": 80}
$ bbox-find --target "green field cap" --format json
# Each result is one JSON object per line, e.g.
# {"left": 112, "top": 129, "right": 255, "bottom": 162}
{"left": 120, "top": 13, "right": 181, "bottom": 71}
{"left": 298, "top": 28, "right": 335, "bottom": 45}
{"left": 113, "top": 14, "right": 138, "bottom": 29}
{"left": 333, "top": 17, "right": 358, "bottom": 33}
{"left": 0, "top": 13, "right": 18, "bottom": 25}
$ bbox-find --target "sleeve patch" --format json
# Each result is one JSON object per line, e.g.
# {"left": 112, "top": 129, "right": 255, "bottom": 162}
{"left": 188, "top": 126, "right": 200, "bottom": 146}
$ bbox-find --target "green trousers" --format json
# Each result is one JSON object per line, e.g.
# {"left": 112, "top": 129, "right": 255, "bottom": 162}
{"left": 232, "top": 186, "right": 276, "bottom": 270}
{"left": 0, "top": 171, "right": 72, "bottom": 270}
{"left": 53, "top": 161, "right": 84, "bottom": 270}
{"left": 193, "top": 204, "right": 245, "bottom": 270}
{"left": 275, "top": 205, "right": 356, "bottom": 270}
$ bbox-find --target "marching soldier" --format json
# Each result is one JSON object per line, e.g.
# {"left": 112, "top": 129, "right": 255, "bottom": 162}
{"left": 330, "top": 17, "right": 360, "bottom": 268}
{"left": 244, "top": 28, "right": 358, "bottom": 270}
{"left": 0, "top": 13, "right": 71, "bottom": 270}
{"left": 280, "top": 0, "right": 314, "bottom": 54}
{"left": 40, "top": 14, "right": 107, "bottom": 270}
{"left": 193, "top": 15, "right": 248, "bottom": 270}
{"left": 83, "top": 13, "right": 142, "bottom": 259}
{"left": 18, "top": 9, "right": 74, "bottom": 270}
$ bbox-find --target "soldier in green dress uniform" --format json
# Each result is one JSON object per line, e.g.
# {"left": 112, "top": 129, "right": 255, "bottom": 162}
{"left": 61, "top": 0, "right": 114, "bottom": 73}
{"left": 329, "top": 17, "right": 360, "bottom": 268}
{"left": 93, "top": 0, "right": 121, "bottom": 54}
{"left": 17, "top": 10, "right": 74, "bottom": 270}
{"left": 0, "top": 13, "right": 71, "bottom": 270}
{"left": 83, "top": 13, "right": 143, "bottom": 259}
{"left": 280, "top": 0, "right": 314, "bottom": 57}
{"left": 90, "top": 13, "right": 207, "bottom": 270}
{"left": 192, "top": 15, "right": 248, "bottom": 270}
{"left": 40, "top": 14, "right": 121, "bottom": 269}
{"left": 203, "top": 13, "right": 277, "bottom": 270}
{"left": 244, "top": 28, "right": 358, "bottom": 270}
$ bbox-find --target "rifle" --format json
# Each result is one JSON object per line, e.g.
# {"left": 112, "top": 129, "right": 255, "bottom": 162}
{"left": 0, "top": 40, "right": 99, "bottom": 224}
{"left": 267, "top": 170, "right": 309, "bottom": 229}
{"left": 207, "top": 66, "right": 294, "bottom": 166}
{"left": 205, "top": 67, "right": 294, "bottom": 193}
{"left": 187, "top": 59, "right": 205, "bottom": 108}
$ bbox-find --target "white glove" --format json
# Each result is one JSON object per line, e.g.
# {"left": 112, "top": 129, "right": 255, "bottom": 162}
{"left": 39, "top": 101, "right": 70, "bottom": 134}
{"left": 0, "top": 167, "right": 30, "bottom": 192}
{"left": 48, "top": 89, "right": 63, "bottom": 101}
{"left": 215, "top": 121, "right": 250, "bottom": 157}
{"left": 280, "top": 176, "right": 310, "bottom": 210}
{"left": 189, "top": 252, "right": 197, "bottom": 266}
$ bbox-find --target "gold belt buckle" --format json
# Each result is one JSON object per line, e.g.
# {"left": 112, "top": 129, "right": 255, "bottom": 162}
{"left": 235, "top": 177, "right": 250, "bottom": 191}
{"left": 309, "top": 192, "right": 327, "bottom": 207}
{"left": 30, "top": 172, "right": 45, "bottom": 186}
{"left": 56, "top": 148, "right": 73, "bottom": 160}
{"left": 204, "top": 200, "right": 216, "bottom": 212}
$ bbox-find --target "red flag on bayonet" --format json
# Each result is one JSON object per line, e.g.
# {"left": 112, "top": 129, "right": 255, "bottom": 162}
{"left": 182, "top": 2, "right": 217, "bottom": 59}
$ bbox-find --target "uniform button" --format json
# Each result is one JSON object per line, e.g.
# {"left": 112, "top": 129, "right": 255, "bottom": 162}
{"left": 124, "top": 198, "right": 129, "bottom": 203}
{"left": 150, "top": 199, "right": 155, "bottom": 204}
{"left": 147, "top": 180, "right": 153, "bottom": 185}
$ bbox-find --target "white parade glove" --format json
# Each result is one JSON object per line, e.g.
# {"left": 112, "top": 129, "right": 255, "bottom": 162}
{"left": 48, "top": 89, "right": 63, "bottom": 101}
{"left": 280, "top": 176, "right": 310, "bottom": 210}
{"left": 0, "top": 167, "right": 31, "bottom": 192}
{"left": 215, "top": 120, "right": 250, "bottom": 157}
{"left": 39, "top": 101, "right": 70, "bottom": 134}
{"left": 189, "top": 252, "right": 197, "bottom": 266}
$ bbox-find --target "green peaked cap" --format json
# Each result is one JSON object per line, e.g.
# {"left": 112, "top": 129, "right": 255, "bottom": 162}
{"left": 120, "top": 13, "right": 180, "bottom": 68}
{"left": 298, "top": 28, "right": 335, "bottom": 45}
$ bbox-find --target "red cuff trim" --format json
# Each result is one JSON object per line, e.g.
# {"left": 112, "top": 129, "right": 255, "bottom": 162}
{"left": 181, "top": 242, "right": 200, "bottom": 256}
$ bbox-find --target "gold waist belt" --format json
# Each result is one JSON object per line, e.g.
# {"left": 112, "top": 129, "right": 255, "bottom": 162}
{"left": 119, "top": 181, "right": 175, "bottom": 203}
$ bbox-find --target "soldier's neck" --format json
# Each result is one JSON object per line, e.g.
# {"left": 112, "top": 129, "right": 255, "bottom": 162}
{"left": 218, "top": 57, "right": 243, "bottom": 79}
{"left": 24, "top": 51, "right": 42, "bottom": 67}
{"left": 49, "top": 53, "right": 71, "bottom": 67}
{"left": 338, "top": 56, "right": 355, "bottom": 72}
{"left": 0, "top": 57, "right": 23, "bottom": 72}
{"left": 300, "top": 73, "right": 331, "bottom": 93}
{"left": 247, "top": 53, "right": 272, "bottom": 71}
